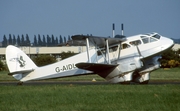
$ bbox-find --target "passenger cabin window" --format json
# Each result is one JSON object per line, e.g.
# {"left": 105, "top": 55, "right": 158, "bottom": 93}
{"left": 129, "top": 40, "right": 141, "bottom": 46}
{"left": 97, "top": 45, "right": 118, "bottom": 56}
{"left": 109, "top": 45, "right": 118, "bottom": 52}
{"left": 122, "top": 43, "right": 130, "bottom": 49}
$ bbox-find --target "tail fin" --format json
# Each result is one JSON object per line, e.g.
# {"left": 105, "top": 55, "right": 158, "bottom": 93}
{"left": 6, "top": 45, "right": 37, "bottom": 79}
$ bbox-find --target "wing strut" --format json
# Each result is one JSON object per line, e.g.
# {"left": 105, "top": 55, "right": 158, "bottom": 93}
{"left": 118, "top": 44, "right": 121, "bottom": 60}
{"left": 86, "top": 38, "right": 91, "bottom": 63}
{"left": 105, "top": 39, "right": 111, "bottom": 64}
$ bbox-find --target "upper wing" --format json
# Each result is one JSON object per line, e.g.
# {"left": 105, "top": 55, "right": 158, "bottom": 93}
{"left": 71, "top": 35, "right": 126, "bottom": 48}
{"left": 75, "top": 62, "right": 118, "bottom": 73}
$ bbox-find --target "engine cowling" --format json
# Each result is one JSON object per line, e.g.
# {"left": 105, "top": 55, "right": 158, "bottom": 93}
{"left": 104, "top": 56, "right": 143, "bottom": 83}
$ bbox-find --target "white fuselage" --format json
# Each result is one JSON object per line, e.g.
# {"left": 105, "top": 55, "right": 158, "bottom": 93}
{"left": 19, "top": 33, "right": 174, "bottom": 82}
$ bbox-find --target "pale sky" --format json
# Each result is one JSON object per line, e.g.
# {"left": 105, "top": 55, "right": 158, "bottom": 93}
{"left": 0, "top": 0, "right": 180, "bottom": 42}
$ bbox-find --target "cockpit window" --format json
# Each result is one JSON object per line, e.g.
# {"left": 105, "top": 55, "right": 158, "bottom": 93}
{"left": 141, "top": 36, "right": 149, "bottom": 44}
{"left": 152, "top": 34, "right": 160, "bottom": 39}
{"left": 141, "top": 35, "right": 159, "bottom": 44}
{"left": 150, "top": 37, "right": 157, "bottom": 42}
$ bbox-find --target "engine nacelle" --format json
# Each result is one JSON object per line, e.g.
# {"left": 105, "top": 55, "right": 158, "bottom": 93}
{"left": 139, "top": 56, "right": 161, "bottom": 73}
{"left": 105, "top": 56, "right": 143, "bottom": 83}
{"left": 132, "top": 56, "right": 161, "bottom": 84}
{"left": 112, "top": 56, "right": 143, "bottom": 73}
{"left": 108, "top": 72, "right": 133, "bottom": 83}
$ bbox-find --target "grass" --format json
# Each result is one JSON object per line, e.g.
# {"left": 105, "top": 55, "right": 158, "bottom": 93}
{"left": 150, "top": 68, "right": 180, "bottom": 81}
{"left": 0, "top": 68, "right": 180, "bottom": 111}
{"left": 0, "top": 84, "right": 180, "bottom": 111}
{"left": 0, "top": 68, "right": 180, "bottom": 82}
{"left": 0, "top": 71, "right": 15, "bottom": 81}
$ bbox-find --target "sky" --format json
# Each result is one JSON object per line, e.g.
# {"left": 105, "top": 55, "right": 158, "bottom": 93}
{"left": 0, "top": 0, "right": 180, "bottom": 42}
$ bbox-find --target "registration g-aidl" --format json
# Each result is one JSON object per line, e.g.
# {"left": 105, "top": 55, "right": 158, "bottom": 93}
{"left": 55, "top": 64, "right": 76, "bottom": 72}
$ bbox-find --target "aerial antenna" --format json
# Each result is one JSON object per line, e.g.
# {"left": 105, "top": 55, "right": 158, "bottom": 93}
{"left": 121, "top": 23, "right": 124, "bottom": 35}
{"left": 112, "top": 23, "right": 115, "bottom": 37}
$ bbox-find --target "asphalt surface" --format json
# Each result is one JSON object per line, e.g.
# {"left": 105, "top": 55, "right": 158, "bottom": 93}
{"left": 0, "top": 81, "right": 180, "bottom": 85}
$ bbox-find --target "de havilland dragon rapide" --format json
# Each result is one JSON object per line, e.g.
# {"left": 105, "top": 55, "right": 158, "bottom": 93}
{"left": 5, "top": 24, "right": 174, "bottom": 84}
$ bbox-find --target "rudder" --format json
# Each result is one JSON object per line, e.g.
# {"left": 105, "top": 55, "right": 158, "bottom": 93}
{"left": 6, "top": 45, "right": 37, "bottom": 79}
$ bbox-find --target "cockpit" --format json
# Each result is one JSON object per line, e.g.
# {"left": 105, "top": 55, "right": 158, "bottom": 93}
{"left": 122, "top": 33, "right": 161, "bottom": 49}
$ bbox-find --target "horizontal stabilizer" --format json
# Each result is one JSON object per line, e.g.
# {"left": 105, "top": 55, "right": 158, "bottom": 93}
{"left": 8, "top": 69, "right": 34, "bottom": 75}
{"left": 75, "top": 63, "right": 118, "bottom": 73}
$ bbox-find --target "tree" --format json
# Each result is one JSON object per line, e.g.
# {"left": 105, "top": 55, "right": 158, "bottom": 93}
{"left": 51, "top": 35, "right": 55, "bottom": 46}
{"left": 8, "top": 34, "right": 12, "bottom": 45}
{"left": 2, "top": 35, "right": 7, "bottom": 47}
{"left": 34, "top": 35, "right": 37, "bottom": 46}
{"left": 55, "top": 37, "right": 58, "bottom": 45}
{"left": 26, "top": 34, "right": 30, "bottom": 46}
{"left": 177, "top": 48, "right": 180, "bottom": 55}
{"left": 21, "top": 34, "right": 25, "bottom": 46}
{"left": 46, "top": 35, "right": 51, "bottom": 46}
{"left": 32, "top": 55, "right": 57, "bottom": 66}
{"left": 68, "top": 35, "right": 71, "bottom": 41}
{"left": 0, "top": 60, "right": 5, "bottom": 71}
{"left": 38, "top": 34, "right": 42, "bottom": 46}
{"left": 64, "top": 36, "right": 66, "bottom": 43}
{"left": 160, "top": 49, "right": 180, "bottom": 68}
{"left": 60, "top": 51, "right": 76, "bottom": 60}
{"left": 42, "top": 35, "right": 46, "bottom": 46}
{"left": 59, "top": 35, "right": 63, "bottom": 44}
{"left": 12, "top": 35, "right": 16, "bottom": 45}
{"left": 17, "top": 35, "right": 20, "bottom": 46}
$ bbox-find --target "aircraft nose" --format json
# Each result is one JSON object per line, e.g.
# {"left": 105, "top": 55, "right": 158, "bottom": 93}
{"left": 160, "top": 36, "right": 174, "bottom": 51}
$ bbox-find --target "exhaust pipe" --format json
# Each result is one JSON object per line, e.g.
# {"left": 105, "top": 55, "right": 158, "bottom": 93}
{"left": 112, "top": 23, "right": 115, "bottom": 38}
{"left": 121, "top": 23, "right": 124, "bottom": 36}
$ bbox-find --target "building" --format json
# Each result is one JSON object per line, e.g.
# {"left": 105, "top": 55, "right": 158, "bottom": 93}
{"left": 0, "top": 44, "right": 180, "bottom": 60}
{"left": 0, "top": 46, "right": 87, "bottom": 61}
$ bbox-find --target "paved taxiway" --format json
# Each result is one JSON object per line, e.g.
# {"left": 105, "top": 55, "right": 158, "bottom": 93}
{"left": 0, "top": 81, "right": 180, "bottom": 85}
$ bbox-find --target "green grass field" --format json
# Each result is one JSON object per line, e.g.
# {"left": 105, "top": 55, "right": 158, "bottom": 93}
{"left": 150, "top": 68, "right": 180, "bottom": 81}
{"left": 0, "top": 68, "right": 180, "bottom": 111}
{"left": 0, "top": 84, "right": 180, "bottom": 111}
{"left": 0, "top": 68, "right": 180, "bottom": 82}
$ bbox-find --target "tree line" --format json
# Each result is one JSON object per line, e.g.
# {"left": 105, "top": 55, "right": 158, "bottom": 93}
{"left": 1, "top": 34, "right": 71, "bottom": 47}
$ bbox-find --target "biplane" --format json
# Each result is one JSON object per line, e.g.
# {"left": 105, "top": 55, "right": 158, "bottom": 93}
{"left": 6, "top": 32, "right": 174, "bottom": 84}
